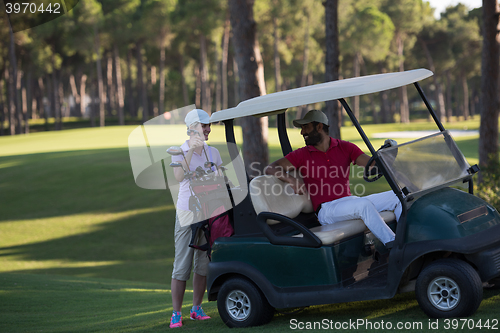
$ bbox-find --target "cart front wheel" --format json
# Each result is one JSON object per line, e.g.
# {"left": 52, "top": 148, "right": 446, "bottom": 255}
{"left": 415, "top": 259, "right": 483, "bottom": 318}
{"left": 217, "top": 277, "right": 274, "bottom": 328}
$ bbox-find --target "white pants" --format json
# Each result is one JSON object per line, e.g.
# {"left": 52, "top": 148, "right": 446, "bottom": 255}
{"left": 317, "top": 191, "right": 402, "bottom": 245}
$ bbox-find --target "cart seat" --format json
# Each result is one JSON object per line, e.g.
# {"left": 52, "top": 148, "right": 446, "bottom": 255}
{"left": 293, "top": 210, "right": 396, "bottom": 245}
{"left": 249, "top": 175, "right": 396, "bottom": 245}
{"left": 250, "top": 175, "right": 314, "bottom": 225}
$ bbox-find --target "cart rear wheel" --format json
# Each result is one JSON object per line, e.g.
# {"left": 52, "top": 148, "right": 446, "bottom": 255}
{"left": 415, "top": 259, "right": 482, "bottom": 318}
{"left": 217, "top": 277, "right": 274, "bottom": 328}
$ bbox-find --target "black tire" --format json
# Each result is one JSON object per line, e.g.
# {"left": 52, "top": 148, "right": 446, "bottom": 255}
{"left": 217, "top": 277, "right": 275, "bottom": 328}
{"left": 415, "top": 259, "right": 483, "bottom": 318}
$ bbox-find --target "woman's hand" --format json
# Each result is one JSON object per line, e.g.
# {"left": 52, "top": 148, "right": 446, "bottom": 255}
{"left": 188, "top": 134, "right": 204, "bottom": 150}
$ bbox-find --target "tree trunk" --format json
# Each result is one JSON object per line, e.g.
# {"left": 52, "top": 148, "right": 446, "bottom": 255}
{"left": 195, "top": 65, "right": 201, "bottom": 107}
{"left": 69, "top": 74, "right": 81, "bottom": 116}
{"left": 179, "top": 55, "right": 189, "bottom": 106}
{"left": 90, "top": 79, "right": 97, "bottom": 127}
{"left": 59, "top": 76, "right": 67, "bottom": 119}
{"left": 300, "top": 14, "right": 310, "bottom": 88}
{"left": 136, "top": 41, "right": 148, "bottom": 122}
{"left": 471, "top": 91, "right": 478, "bottom": 117}
{"left": 419, "top": 37, "right": 444, "bottom": 121}
{"left": 229, "top": 0, "right": 268, "bottom": 177}
{"left": 352, "top": 52, "right": 361, "bottom": 119}
{"left": 159, "top": 36, "right": 166, "bottom": 116}
{"left": 0, "top": 73, "right": 4, "bottom": 136}
{"left": 16, "top": 70, "right": 23, "bottom": 134}
{"left": 38, "top": 77, "right": 49, "bottom": 130}
{"left": 397, "top": 33, "right": 409, "bottom": 123}
{"left": 210, "top": 79, "right": 215, "bottom": 112}
{"left": 324, "top": 0, "right": 341, "bottom": 139}
{"left": 200, "top": 34, "right": 211, "bottom": 113}
{"left": 379, "top": 89, "right": 390, "bottom": 123}
{"left": 113, "top": 45, "right": 125, "bottom": 125}
{"left": 80, "top": 74, "right": 87, "bottom": 118}
{"left": 436, "top": 81, "right": 446, "bottom": 122}
{"left": 26, "top": 69, "right": 33, "bottom": 131}
{"left": 94, "top": 25, "right": 105, "bottom": 127}
{"left": 151, "top": 65, "right": 156, "bottom": 85}
{"left": 390, "top": 90, "right": 397, "bottom": 121}
{"left": 106, "top": 53, "right": 115, "bottom": 116}
{"left": 51, "top": 58, "right": 62, "bottom": 130}
{"left": 126, "top": 48, "right": 135, "bottom": 117}
{"left": 22, "top": 81, "right": 28, "bottom": 134}
{"left": 31, "top": 84, "right": 37, "bottom": 121}
{"left": 445, "top": 71, "right": 453, "bottom": 122}
{"left": 378, "top": 63, "right": 390, "bottom": 123}
{"left": 297, "top": 12, "right": 310, "bottom": 120}
{"left": 150, "top": 65, "right": 158, "bottom": 117}
{"left": 215, "top": 38, "right": 222, "bottom": 112}
{"left": 31, "top": 76, "right": 39, "bottom": 122}
{"left": 222, "top": 15, "right": 230, "bottom": 110}
{"left": 455, "top": 79, "right": 462, "bottom": 121}
{"left": 273, "top": 17, "right": 282, "bottom": 94}
{"left": 8, "top": 26, "right": 17, "bottom": 135}
{"left": 400, "top": 84, "right": 410, "bottom": 122}
{"left": 47, "top": 77, "right": 54, "bottom": 127}
{"left": 461, "top": 75, "right": 469, "bottom": 120}
{"left": 358, "top": 55, "right": 377, "bottom": 123}
{"left": 479, "top": 0, "right": 500, "bottom": 172}
{"left": 232, "top": 56, "right": 239, "bottom": 106}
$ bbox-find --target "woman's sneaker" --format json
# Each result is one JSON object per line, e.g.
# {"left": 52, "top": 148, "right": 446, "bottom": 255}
{"left": 169, "top": 311, "right": 182, "bottom": 328}
{"left": 190, "top": 305, "right": 211, "bottom": 320}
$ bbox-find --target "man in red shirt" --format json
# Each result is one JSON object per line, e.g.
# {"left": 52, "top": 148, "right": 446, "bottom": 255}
{"left": 265, "top": 110, "right": 401, "bottom": 247}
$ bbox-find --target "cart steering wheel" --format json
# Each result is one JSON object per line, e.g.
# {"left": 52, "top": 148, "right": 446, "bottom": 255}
{"left": 363, "top": 139, "right": 397, "bottom": 183}
{"left": 363, "top": 155, "right": 384, "bottom": 182}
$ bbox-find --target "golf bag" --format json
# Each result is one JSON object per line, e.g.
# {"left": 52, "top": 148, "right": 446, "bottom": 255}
{"left": 188, "top": 176, "right": 234, "bottom": 259}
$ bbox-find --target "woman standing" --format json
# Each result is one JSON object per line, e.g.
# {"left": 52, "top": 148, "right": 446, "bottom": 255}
{"left": 169, "top": 109, "right": 222, "bottom": 328}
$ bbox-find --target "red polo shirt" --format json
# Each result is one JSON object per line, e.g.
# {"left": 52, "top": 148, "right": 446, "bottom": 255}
{"left": 285, "top": 137, "right": 365, "bottom": 211}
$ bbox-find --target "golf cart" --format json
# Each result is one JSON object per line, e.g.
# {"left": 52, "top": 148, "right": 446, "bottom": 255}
{"left": 204, "top": 68, "right": 500, "bottom": 328}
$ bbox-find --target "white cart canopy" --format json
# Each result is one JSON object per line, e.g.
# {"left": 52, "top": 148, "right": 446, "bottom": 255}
{"left": 210, "top": 68, "right": 433, "bottom": 123}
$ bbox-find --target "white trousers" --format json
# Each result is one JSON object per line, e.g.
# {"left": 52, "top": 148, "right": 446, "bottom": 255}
{"left": 317, "top": 191, "right": 402, "bottom": 245}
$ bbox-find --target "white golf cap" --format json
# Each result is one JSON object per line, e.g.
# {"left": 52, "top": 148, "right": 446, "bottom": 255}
{"left": 185, "top": 109, "right": 210, "bottom": 127}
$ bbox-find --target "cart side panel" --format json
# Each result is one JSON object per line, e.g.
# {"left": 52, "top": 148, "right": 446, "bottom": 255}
{"left": 210, "top": 237, "right": 340, "bottom": 288}
{"left": 405, "top": 187, "right": 500, "bottom": 243}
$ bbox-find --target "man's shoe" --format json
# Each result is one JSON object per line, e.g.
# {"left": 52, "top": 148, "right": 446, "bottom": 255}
{"left": 190, "top": 305, "right": 211, "bottom": 320}
{"left": 385, "top": 240, "right": 394, "bottom": 250}
{"left": 170, "top": 311, "right": 182, "bottom": 328}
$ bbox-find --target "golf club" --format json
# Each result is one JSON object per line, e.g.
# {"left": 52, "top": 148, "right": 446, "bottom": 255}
{"left": 167, "top": 146, "right": 190, "bottom": 172}
{"left": 169, "top": 162, "right": 186, "bottom": 172}
{"left": 195, "top": 166, "right": 206, "bottom": 178}
{"left": 170, "top": 162, "right": 192, "bottom": 181}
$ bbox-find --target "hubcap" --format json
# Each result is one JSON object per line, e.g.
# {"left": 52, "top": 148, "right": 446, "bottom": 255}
{"left": 226, "top": 290, "right": 251, "bottom": 321}
{"left": 427, "top": 276, "right": 461, "bottom": 311}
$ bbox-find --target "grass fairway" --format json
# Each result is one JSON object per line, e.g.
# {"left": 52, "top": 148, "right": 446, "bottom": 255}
{"left": 2, "top": 273, "right": 500, "bottom": 332}
{"left": 1, "top": 118, "right": 499, "bottom": 332}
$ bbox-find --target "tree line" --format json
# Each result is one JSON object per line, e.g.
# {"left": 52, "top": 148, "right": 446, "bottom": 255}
{"left": 0, "top": 0, "right": 497, "bottom": 169}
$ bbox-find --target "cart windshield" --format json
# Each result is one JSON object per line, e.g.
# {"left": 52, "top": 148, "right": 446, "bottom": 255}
{"left": 377, "top": 131, "right": 471, "bottom": 198}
